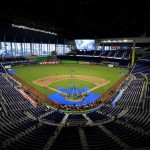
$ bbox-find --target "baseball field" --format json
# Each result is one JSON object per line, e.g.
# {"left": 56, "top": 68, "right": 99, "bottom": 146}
{"left": 12, "top": 63, "right": 129, "bottom": 100}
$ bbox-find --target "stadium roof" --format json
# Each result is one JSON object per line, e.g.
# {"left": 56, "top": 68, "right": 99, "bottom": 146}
{"left": 0, "top": 0, "right": 150, "bottom": 41}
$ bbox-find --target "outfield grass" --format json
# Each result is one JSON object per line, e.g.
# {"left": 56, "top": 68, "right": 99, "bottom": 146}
{"left": 13, "top": 64, "right": 129, "bottom": 96}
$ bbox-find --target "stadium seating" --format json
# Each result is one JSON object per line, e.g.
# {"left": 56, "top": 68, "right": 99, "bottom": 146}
{"left": 50, "top": 126, "right": 82, "bottom": 150}
{"left": 114, "top": 50, "right": 125, "bottom": 59}
{"left": 83, "top": 126, "right": 122, "bottom": 150}
{"left": 0, "top": 62, "right": 150, "bottom": 150}
{"left": 0, "top": 64, "right": 6, "bottom": 73}
{"left": 123, "top": 50, "right": 131, "bottom": 60}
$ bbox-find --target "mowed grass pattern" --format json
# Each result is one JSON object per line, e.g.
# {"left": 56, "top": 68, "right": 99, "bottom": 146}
{"left": 13, "top": 64, "right": 129, "bottom": 96}
{"left": 50, "top": 77, "right": 95, "bottom": 89}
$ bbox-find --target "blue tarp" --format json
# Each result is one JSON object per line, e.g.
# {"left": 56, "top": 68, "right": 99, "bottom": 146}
{"left": 47, "top": 87, "right": 100, "bottom": 106}
{"left": 111, "top": 89, "right": 124, "bottom": 106}
{"left": 57, "top": 87, "right": 89, "bottom": 94}
{"left": 8, "top": 69, "right": 16, "bottom": 74}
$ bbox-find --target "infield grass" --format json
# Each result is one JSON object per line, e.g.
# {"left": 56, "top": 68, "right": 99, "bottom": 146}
{"left": 50, "top": 77, "right": 95, "bottom": 89}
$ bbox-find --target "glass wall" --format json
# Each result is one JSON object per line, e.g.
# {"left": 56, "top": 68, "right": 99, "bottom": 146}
{"left": 41, "top": 44, "right": 48, "bottom": 55}
{"left": 16, "top": 43, "right": 22, "bottom": 56}
{"left": 56, "top": 44, "right": 64, "bottom": 55}
{"left": 11, "top": 42, "right": 16, "bottom": 56}
{"left": 5, "top": 42, "right": 12, "bottom": 56}
{"left": 64, "top": 45, "right": 72, "bottom": 55}
{"left": 0, "top": 41, "right": 72, "bottom": 57}
{"left": 35, "top": 43, "right": 40, "bottom": 55}
{"left": 49, "top": 44, "right": 55, "bottom": 55}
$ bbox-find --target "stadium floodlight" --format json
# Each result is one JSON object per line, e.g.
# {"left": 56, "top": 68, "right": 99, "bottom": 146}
{"left": 123, "top": 39, "right": 128, "bottom": 42}
{"left": 12, "top": 24, "right": 57, "bottom": 35}
{"left": 107, "top": 40, "right": 111, "bottom": 43}
{"left": 126, "top": 40, "right": 133, "bottom": 42}
{"left": 118, "top": 40, "right": 122, "bottom": 43}
{"left": 101, "top": 39, "right": 133, "bottom": 43}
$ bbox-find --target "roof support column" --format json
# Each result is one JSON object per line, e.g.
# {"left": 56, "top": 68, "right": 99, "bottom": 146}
{"left": 131, "top": 40, "right": 135, "bottom": 67}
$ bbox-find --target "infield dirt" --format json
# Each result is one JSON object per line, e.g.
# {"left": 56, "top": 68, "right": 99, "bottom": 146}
{"left": 33, "top": 75, "right": 110, "bottom": 94}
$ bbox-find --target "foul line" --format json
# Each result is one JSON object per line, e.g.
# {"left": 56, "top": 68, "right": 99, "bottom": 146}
{"left": 46, "top": 85, "right": 100, "bottom": 96}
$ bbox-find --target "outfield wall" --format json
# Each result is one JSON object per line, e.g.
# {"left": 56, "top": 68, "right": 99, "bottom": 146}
{"left": 27, "top": 56, "right": 50, "bottom": 62}
{"left": 60, "top": 60, "right": 78, "bottom": 64}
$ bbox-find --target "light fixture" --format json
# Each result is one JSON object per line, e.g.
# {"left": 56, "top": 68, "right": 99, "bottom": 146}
{"left": 12, "top": 24, "right": 57, "bottom": 35}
